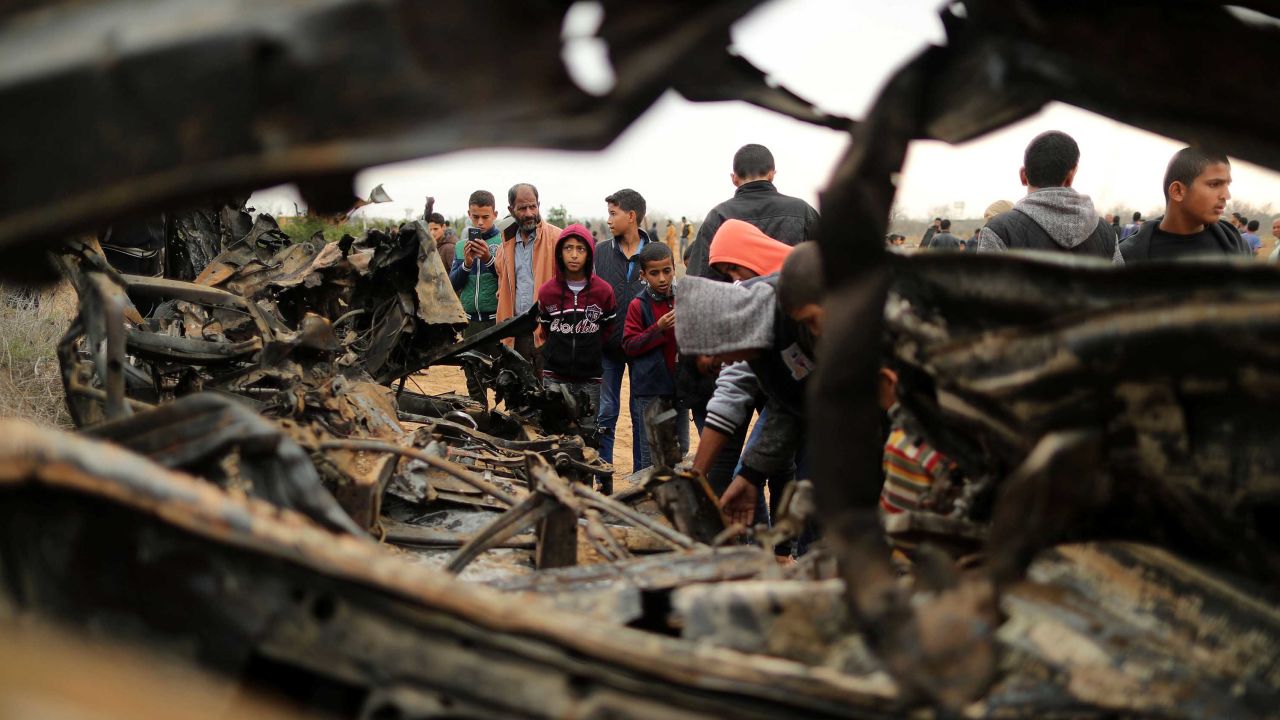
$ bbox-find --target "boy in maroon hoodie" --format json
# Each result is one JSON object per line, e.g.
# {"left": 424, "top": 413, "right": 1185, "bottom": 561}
{"left": 536, "top": 224, "right": 618, "bottom": 445}
{"left": 622, "top": 242, "right": 689, "bottom": 469}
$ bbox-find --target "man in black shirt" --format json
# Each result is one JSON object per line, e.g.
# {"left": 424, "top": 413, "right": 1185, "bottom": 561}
{"left": 928, "top": 219, "right": 962, "bottom": 250}
{"left": 1120, "top": 147, "right": 1252, "bottom": 261}
{"left": 683, "top": 144, "right": 820, "bottom": 278}
{"left": 920, "top": 217, "right": 941, "bottom": 248}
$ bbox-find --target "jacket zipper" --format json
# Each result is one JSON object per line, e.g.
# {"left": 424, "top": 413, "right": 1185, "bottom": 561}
{"left": 473, "top": 241, "right": 482, "bottom": 319}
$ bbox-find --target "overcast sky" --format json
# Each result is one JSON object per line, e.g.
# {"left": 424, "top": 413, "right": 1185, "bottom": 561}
{"left": 252, "top": 0, "right": 1280, "bottom": 223}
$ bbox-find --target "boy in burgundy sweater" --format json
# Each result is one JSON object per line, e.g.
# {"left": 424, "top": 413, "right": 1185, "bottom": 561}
{"left": 623, "top": 242, "right": 689, "bottom": 469}
{"left": 536, "top": 224, "right": 617, "bottom": 448}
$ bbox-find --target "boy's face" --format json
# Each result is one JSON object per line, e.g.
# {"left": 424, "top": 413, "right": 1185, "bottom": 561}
{"left": 468, "top": 204, "right": 496, "bottom": 233}
{"left": 712, "top": 262, "right": 757, "bottom": 283}
{"left": 788, "top": 303, "right": 825, "bottom": 338}
{"left": 641, "top": 258, "right": 674, "bottom": 294}
{"left": 606, "top": 203, "right": 637, "bottom": 236}
{"left": 1173, "top": 162, "right": 1231, "bottom": 226}
{"left": 427, "top": 222, "right": 445, "bottom": 242}
{"left": 1272, "top": 219, "right": 1280, "bottom": 238}
{"left": 561, "top": 238, "right": 589, "bottom": 275}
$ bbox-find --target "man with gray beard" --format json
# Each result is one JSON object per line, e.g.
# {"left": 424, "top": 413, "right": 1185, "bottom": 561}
{"left": 496, "top": 183, "right": 561, "bottom": 369}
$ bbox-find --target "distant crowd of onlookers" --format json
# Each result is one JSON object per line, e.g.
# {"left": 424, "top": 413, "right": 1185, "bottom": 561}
{"left": 898, "top": 131, "right": 1263, "bottom": 263}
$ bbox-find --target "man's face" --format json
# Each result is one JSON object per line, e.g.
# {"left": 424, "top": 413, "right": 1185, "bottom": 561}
{"left": 560, "top": 238, "right": 589, "bottom": 275}
{"left": 427, "top": 222, "right": 445, "bottom": 242}
{"left": 933, "top": 219, "right": 941, "bottom": 229}
{"left": 1175, "top": 163, "right": 1232, "bottom": 226}
{"left": 606, "top": 203, "right": 636, "bottom": 237}
{"left": 641, "top": 258, "right": 674, "bottom": 294}
{"left": 1272, "top": 219, "right": 1280, "bottom": 238}
{"left": 510, "top": 187, "right": 541, "bottom": 233}
{"left": 711, "top": 262, "right": 757, "bottom": 283}
{"left": 468, "top": 205, "right": 496, "bottom": 233}
{"left": 788, "top": 304, "right": 825, "bottom": 338}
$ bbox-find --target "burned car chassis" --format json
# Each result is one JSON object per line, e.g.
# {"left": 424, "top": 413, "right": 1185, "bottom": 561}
{"left": 1, "top": 0, "right": 1280, "bottom": 718}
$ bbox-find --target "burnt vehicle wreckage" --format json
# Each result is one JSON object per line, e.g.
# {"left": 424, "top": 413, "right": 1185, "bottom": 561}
{"left": 1, "top": 0, "right": 1280, "bottom": 717}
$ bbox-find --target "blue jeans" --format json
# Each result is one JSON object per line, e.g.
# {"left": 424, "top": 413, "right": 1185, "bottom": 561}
{"left": 734, "top": 409, "right": 809, "bottom": 554}
{"left": 631, "top": 395, "right": 690, "bottom": 471}
{"left": 597, "top": 356, "right": 644, "bottom": 471}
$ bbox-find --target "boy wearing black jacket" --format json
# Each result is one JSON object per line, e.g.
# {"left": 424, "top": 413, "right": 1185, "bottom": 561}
{"left": 1120, "top": 147, "right": 1252, "bottom": 261}
{"left": 595, "top": 188, "right": 655, "bottom": 472}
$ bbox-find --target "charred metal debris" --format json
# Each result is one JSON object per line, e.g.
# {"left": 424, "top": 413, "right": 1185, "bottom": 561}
{"left": 2, "top": 1, "right": 1280, "bottom": 718}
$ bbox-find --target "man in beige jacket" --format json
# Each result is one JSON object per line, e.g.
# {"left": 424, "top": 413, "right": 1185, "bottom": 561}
{"left": 496, "top": 183, "right": 561, "bottom": 366}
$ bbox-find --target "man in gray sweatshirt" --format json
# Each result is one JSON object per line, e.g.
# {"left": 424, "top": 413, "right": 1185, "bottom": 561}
{"left": 677, "top": 274, "right": 814, "bottom": 530}
{"left": 976, "top": 130, "right": 1123, "bottom": 264}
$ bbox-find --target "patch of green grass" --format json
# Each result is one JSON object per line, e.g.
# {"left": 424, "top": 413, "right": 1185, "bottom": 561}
{"left": 278, "top": 216, "right": 406, "bottom": 243}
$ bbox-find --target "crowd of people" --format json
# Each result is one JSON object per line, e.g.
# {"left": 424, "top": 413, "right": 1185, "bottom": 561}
{"left": 426, "top": 132, "right": 1268, "bottom": 563}
{"left": 429, "top": 144, "right": 819, "bottom": 556}
{"left": 907, "top": 131, "right": 1261, "bottom": 262}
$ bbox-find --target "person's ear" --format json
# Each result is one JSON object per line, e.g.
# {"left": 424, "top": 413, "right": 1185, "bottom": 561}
{"left": 1063, "top": 166, "right": 1078, "bottom": 188}
{"left": 1018, "top": 167, "right": 1029, "bottom": 187}
{"left": 730, "top": 172, "right": 742, "bottom": 188}
{"left": 1169, "top": 181, "right": 1186, "bottom": 203}
{"left": 765, "top": 169, "right": 776, "bottom": 182}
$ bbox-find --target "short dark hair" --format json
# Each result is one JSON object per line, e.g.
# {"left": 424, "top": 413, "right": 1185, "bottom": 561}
{"left": 732, "top": 144, "right": 775, "bottom": 179}
{"left": 1023, "top": 131, "right": 1080, "bottom": 188}
{"left": 507, "top": 183, "right": 539, "bottom": 207}
{"left": 638, "top": 241, "right": 673, "bottom": 268}
{"left": 468, "top": 190, "right": 495, "bottom": 209}
{"left": 427, "top": 212, "right": 446, "bottom": 224}
{"left": 605, "top": 188, "right": 646, "bottom": 222}
{"left": 1133, "top": 211, "right": 1142, "bottom": 221}
{"left": 940, "top": 219, "right": 952, "bottom": 230}
{"left": 1164, "top": 147, "right": 1230, "bottom": 202}
{"left": 777, "top": 242, "right": 824, "bottom": 314}
{"left": 1248, "top": 219, "right": 1261, "bottom": 232}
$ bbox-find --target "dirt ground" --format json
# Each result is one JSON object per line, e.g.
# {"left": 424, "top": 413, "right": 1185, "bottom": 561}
{"left": 406, "top": 366, "right": 698, "bottom": 479}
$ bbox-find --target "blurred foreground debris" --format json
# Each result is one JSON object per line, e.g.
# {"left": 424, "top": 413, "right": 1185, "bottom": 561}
{"left": 2, "top": 0, "right": 1280, "bottom": 717}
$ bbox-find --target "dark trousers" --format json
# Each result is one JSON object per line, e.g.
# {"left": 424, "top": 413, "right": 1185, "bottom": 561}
{"left": 597, "top": 356, "right": 643, "bottom": 471}
{"left": 631, "top": 395, "right": 690, "bottom": 471}
{"left": 461, "top": 319, "right": 494, "bottom": 401}
{"left": 513, "top": 330, "right": 542, "bottom": 376}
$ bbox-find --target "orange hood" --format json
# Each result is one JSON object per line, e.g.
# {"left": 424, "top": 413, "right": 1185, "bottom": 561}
{"left": 708, "top": 219, "right": 792, "bottom": 277}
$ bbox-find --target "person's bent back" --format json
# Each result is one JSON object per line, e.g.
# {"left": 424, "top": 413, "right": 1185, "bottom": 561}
{"left": 977, "top": 130, "right": 1121, "bottom": 264}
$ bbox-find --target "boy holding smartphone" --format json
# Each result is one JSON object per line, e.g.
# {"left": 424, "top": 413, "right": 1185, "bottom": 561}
{"left": 448, "top": 190, "right": 502, "bottom": 335}
{"left": 449, "top": 190, "right": 503, "bottom": 400}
